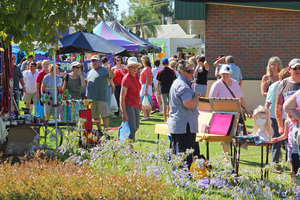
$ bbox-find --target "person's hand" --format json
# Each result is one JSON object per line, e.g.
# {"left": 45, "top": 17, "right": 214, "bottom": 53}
{"left": 245, "top": 110, "right": 252, "bottom": 118}
{"left": 78, "top": 68, "right": 82, "bottom": 77}
{"left": 122, "top": 113, "right": 128, "bottom": 121}
{"left": 271, "top": 138, "right": 277, "bottom": 143}
{"left": 158, "top": 90, "right": 161, "bottom": 95}
{"left": 23, "top": 88, "right": 26, "bottom": 94}
{"left": 279, "top": 126, "right": 284, "bottom": 135}
{"left": 36, "top": 93, "right": 40, "bottom": 99}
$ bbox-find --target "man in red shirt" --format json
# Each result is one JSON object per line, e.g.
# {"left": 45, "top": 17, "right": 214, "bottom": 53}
{"left": 36, "top": 60, "right": 50, "bottom": 102}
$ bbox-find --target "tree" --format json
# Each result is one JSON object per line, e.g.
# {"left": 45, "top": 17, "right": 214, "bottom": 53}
{"left": 121, "top": 1, "right": 161, "bottom": 39}
{"left": 0, "top": 0, "right": 110, "bottom": 54}
{"left": 102, "top": 0, "right": 119, "bottom": 21}
{"left": 151, "top": 0, "right": 174, "bottom": 24}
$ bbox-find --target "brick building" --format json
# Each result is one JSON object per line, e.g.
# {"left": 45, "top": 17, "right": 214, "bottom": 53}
{"left": 175, "top": 2, "right": 300, "bottom": 80}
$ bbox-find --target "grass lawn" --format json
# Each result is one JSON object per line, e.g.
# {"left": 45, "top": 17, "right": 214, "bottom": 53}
{"left": 18, "top": 100, "right": 291, "bottom": 181}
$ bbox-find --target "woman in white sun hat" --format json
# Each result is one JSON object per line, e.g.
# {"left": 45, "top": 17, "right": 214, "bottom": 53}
{"left": 120, "top": 57, "right": 142, "bottom": 143}
{"left": 209, "top": 64, "right": 252, "bottom": 156}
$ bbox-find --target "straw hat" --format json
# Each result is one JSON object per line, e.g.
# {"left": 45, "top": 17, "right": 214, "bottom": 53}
{"left": 125, "top": 57, "right": 142, "bottom": 68}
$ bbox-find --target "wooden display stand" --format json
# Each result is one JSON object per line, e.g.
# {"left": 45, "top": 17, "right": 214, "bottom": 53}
{"left": 7, "top": 126, "right": 39, "bottom": 153}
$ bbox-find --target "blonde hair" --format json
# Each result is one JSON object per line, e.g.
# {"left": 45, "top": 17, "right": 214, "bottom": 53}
{"left": 42, "top": 59, "right": 49, "bottom": 68}
{"left": 170, "top": 60, "right": 177, "bottom": 70}
{"left": 278, "top": 67, "right": 290, "bottom": 81}
{"left": 252, "top": 105, "right": 274, "bottom": 142}
{"left": 188, "top": 56, "right": 197, "bottom": 67}
{"left": 266, "top": 56, "right": 283, "bottom": 77}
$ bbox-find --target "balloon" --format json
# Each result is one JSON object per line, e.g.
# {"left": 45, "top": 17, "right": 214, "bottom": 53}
{"left": 157, "top": 52, "right": 165, "bottom": 59}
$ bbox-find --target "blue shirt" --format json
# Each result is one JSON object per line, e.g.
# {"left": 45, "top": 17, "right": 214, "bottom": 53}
{"left": 168, "top": 74, "right": 199, "bottom": 134}
{"left": 266, "top": 81, "right": 281, "bottom": 119}
{"left": 87, "top": 67, "right": 109, "bottom": 102}
{"left": 229, "top": 63, "right": 243, "bottom": 84}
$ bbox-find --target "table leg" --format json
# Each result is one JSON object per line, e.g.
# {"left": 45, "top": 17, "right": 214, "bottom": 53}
{"left": 233, "top": 142, "right": 236, "bottom": 171}
{"left": 206, "top": 142, "right": 209, "bottom": 160}
{"left": 261, "top": 146, "right": 264, "bottom": 180}
{"left": 236, "top": 143, "right": 241, "bottom": 179}
{"left": 265, "top": 145, "right": 270, "bottom": 178}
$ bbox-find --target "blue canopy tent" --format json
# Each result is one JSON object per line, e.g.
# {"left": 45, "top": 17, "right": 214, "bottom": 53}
{"left": 93, "top": 21, "right": 143, "bottom": 52}
{"left": 58, "top": 31, "right": 129, "bottom": 56}
{"left": 110, "top": 20, "right": 161, "bottom": 53}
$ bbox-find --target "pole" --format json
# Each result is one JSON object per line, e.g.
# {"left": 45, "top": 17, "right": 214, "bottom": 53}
{"left": 53, "top": 53, "right": 58, "bottom": 149}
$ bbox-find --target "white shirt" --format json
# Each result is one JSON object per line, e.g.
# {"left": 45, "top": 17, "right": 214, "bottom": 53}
{"left": 152, "top": 67, "right": 162, "bottom": 88}
{"left": 23, "top": 70, "right": 38, "bottom": 93}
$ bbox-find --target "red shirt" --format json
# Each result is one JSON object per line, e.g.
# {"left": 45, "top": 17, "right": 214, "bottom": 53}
{"left": 112, "top": 67, "right": 128, "bottom": 85}
{"left": 121, "top": 73, "right": 141, "bottom": 109}
{"left": 36, "top": 69, "right": 47, "bottom": 94}
{"left": 140, "top": 66, "right": 152, "bottom": 86}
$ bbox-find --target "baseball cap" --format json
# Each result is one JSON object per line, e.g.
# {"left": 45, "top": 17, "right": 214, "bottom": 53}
{"left": 162, "top": 58, "right": 169, "bottom": 65}
{"left": 288, "top": 58, "right": 300, "bottom": 69}
{"left": 91, "top": 55, "right": 100, "bottom": 61}
{"left": 71, "top": 61, "right": 80, "bottom": 67}
{"left": 216, "top": 55, "right": 225, "bottom": 60}
{"left": 219, "top": 64, "right": 232, "bottom": 74}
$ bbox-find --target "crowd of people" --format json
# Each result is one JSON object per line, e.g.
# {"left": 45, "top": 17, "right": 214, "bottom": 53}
{"left": 12, "top": 52, "right": 300, "bottom": 177}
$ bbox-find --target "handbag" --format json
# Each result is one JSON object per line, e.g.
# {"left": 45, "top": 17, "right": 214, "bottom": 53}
{"left": 119, "top": 121, "right": 131, "bottom": 141}
{"left": 34, "top": 99, "right": 44, "bottom": 120}
{"left": 209, "top": 113, "right": 234, "bottom": 136}
{"left": 151, "top": 92, "right": 160, "bottom": 110}
{"left": 109, "top": 93, "right": 118, "bottom": 112}
{"left": 222, "top": 80, "right": 247, "bottom": 121}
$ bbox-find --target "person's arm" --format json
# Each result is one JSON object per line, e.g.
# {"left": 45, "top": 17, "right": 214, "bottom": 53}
{"left": 110, "top": 79, "right": 115, "bottom": 94}
{"left": 272, "top": 120, "right": 289, "bottom": 143}
{"left": 265, "top": 101, "right": 271, "bottom": 109}
{"left": 108, "top": 63, "right": 115, "bottom": 79}
{"left": 215, "top": 67, "right": 220, "bottom": 78}
{"left": 240, "top": 97, "right": 252, "bottom": 118}
{"left": 261, "top": 75, "right": 269, "bottom": 97}
{"left": 213, "top": 57, "right": 225, "bottom": 68}
{"left": 204, "top": 61, "right": 209, "bottom": 71}
{"left": 120, "top": 86, "right": 128, "bottom": 121}
{"left": 62, "top": 79, "right": 67, "bottom": 91}
{"left": 283, "top": 91, "right": 300, "bottom": 122}
{"left": 183, "top": 93, "right": 198, "bottom": 109}
{"left": 194, "top": 66, "right": 199, "bottom": 78}
{"left": 36, "top": 82, "right": 40, "bottom": 98}
{"left": 78, "top": 69, "right": 86, "bottom": 88}
{"left": 275, "top": 83, "right": 284, "bottom": 135}
{"left": 157, "top": 81, "right": 161, "bottom": 95}
{"left": 41, "top": 83, "right": 46, "bottom": 94}
{"left": 239, "top": 79, "right": 242, "bottom": 86}
{"left": 20, "top": 78, "right": 26, "bottom": 94}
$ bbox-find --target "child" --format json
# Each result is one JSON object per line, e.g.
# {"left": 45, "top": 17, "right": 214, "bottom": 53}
{"left": 272, "top": 115, "right": 300, "bottom": 179}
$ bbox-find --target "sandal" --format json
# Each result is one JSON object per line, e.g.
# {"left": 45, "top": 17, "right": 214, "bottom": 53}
{"left": 141, "top": 117, "right": 150, "bottom": 121}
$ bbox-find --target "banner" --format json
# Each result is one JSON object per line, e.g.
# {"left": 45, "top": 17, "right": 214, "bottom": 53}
{"left": 35, "top": 54, "right": 115, "bottom": 73}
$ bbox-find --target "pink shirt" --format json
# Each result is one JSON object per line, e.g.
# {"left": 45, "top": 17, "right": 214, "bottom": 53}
{"left": 140, "top": 66, "right": 152, "bottom": 86}
{"left": 209, "top": 79, "right": 243, "bottom": 98}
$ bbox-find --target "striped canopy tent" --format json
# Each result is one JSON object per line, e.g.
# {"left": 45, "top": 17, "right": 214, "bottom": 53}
{"left": 93, "top": 21, "right": 143, "bottom": 52}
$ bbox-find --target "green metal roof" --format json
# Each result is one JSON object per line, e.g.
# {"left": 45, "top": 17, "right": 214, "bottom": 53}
{"left": 210, "top": 2, "right": 300, "bottom": 11}
{"left": 174, "top": 1, "right": 206, "bottom": 20}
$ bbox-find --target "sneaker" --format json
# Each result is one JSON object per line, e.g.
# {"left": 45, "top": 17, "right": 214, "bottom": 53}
{"left": 140, "top": 117, "right": 150, "bottom": 121}
{"left": 112, "top": 115, "right": 118, "bottom": 118}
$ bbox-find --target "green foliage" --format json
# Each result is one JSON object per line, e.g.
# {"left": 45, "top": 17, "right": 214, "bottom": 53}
{"left": 0, "top": 0, "right": 109, "bottom": 54}
{"left": 121, "top": 0, "right": 161, "bottom": 39}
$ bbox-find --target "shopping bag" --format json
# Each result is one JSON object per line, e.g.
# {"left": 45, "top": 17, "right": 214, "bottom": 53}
{"left": 151, "top": 92, "right": 160, "bottom": 110}
{"left": 142, "top": 96, "right": 152, "bottom": 110}
{"left": 109, "top": 93, "right": 118, "bottom": 113}
{"left": 119, "top": 121, "right": 131, "bottom": 141}
{"left": 34, "top": 99, "right": 44, "bottom": 120}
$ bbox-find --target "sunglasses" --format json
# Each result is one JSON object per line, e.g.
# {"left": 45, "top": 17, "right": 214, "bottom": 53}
{"left": 91, "top": 60, "right": 98, "bottom": 62}
{"left": 130, "top": 66, "right": 139, "bottom": 69}
{"left": 185, "top": 69, "right": 194, "bottom": 74}
{"left": 116, "top": 60, "right": 121, "bottom": 62}
{"left": 291, "top": 66, "right": 300, "bottom": 71}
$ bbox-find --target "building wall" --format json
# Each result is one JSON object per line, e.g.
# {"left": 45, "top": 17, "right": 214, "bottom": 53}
{"left": 205, "top": 4, "right": 300, "bottom": 79}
